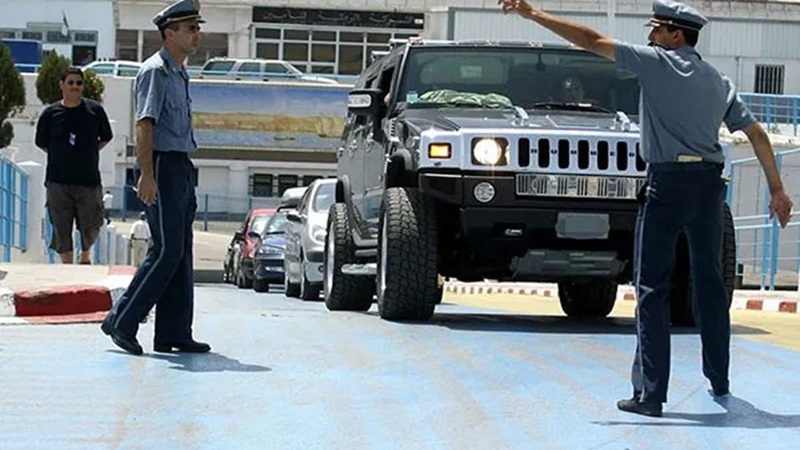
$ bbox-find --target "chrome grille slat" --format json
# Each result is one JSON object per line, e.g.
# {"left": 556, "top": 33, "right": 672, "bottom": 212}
{"left": 516, "top": 174, "right": 647, "bottom": 200}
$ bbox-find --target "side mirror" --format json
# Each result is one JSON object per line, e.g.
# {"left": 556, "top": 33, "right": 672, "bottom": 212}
{"left": 347, "top": 88, "right": 384, "bottom": 118}
{"left": 247, "top": 230, "right": 261, "bottom": 240}
{"left": 286, "top": 213, "right": 303, "bottom": 224}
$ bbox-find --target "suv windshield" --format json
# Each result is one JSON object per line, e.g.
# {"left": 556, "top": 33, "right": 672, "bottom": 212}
{"left": 312, "top": 182, "right": 335, "bottom": 213}
{"left": 398, "top": 46, "right": 640, "bottom": 115}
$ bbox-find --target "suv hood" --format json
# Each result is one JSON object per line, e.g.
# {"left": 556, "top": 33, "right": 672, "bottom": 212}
{"left": 399, "top": 108, "right": 638, "bottom": 133}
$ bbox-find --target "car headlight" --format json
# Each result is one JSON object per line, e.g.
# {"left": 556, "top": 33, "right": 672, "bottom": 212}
{"left": 258, "top": 245, "right": 283, "bottom": 255}
{"left": 311, "top": 225, "right": 327, "bottom": 243}
{"left": 472, "top": 138, "right": 508, "bottom": 166}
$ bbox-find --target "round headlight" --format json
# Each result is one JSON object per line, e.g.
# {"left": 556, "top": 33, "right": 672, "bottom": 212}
{"left": 473, "top": 139, "right": 502, "bottom": 165}
{"left": 473, "top": 182, "right": 496, "bottom": 203}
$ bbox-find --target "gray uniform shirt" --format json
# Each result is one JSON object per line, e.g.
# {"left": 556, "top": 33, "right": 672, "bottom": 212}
{"left": 615, "top": 42, "right": 756, "bottom": 164}
{"left": 135, "top": 48, "right": 197, "bottom": 152}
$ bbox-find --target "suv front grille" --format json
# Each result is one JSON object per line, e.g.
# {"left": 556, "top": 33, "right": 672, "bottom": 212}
{"left": 517, "top": 138, "right": 646, "bottom": 172}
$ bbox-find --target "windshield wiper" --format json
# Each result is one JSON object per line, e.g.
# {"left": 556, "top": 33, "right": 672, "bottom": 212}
{"left": 531, "top": 102, "right": 612, "bottom": 113}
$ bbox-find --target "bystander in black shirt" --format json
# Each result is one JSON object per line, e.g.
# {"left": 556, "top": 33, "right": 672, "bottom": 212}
{"left": 35, "top": 99, "right": 113, "bottom": 186}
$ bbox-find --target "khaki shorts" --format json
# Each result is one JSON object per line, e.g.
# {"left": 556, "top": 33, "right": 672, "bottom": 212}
{"left": 46, "top": 182, "right": 105, "bottom": 254}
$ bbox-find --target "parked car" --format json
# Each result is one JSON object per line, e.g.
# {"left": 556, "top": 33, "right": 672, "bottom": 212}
{"left": 223, "top": 208, "right": 275, "bottom": 288}
{"left": 83, "top": 60, "right": 143, "bottom": 77}
{"left": 250, "top": 210, "right": 291, "bottom": 293}
{"left": 197, "top": 58, "right": 338, "bottom": 84}
{"left": 284, "top": 178, "right": 337, "bottom": 300}
{"left": 280, "top": 186, "right": 308, "bottom": 209}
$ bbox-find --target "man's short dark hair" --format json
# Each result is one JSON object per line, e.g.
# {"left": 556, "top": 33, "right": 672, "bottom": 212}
{"left": 159, "top": 22, "right": 181, "bottom": 41}
{"left": 60, "top": 67, "right": 84, "bottom": 82}
{"left": 666, "top": 25, "right": 699, "bottom": 47}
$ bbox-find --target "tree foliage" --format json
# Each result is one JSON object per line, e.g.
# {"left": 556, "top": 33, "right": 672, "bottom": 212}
{"left": 0, "top": 42, "right": 26, "bottom": 149}
{"left": 35, "top": 52, "right": 104, "bottom": 105}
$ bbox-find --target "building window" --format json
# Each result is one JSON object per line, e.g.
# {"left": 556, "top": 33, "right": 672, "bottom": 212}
{"left": 46, "top": 31, "right": 70, "bottom": 44}
{"left": 21, "top": 31, "right": 42, "bottom": 41}
{"left": 755, "top": 65, "right": 784, "bottom": 95}
{"left": 73, "top": 32, "right": 97, "bottom": 43}
{"left": 302, "top": 175, "right": 321, "bottom": 186}
{"left": 278, "top": 175, "right": 298, "bottom": 195}
{"left": 0, "top": 30, "right": 16, "bottom": 39}
{"left": 253, "top": 27, "right": 418, "bottom": 76}
{"left": 251, "top": 174, "right": 274, "bottom": 197}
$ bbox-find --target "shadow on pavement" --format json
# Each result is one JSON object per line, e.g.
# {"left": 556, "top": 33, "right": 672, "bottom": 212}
{"left": 596, "top": 394, "right": 800, "bottom": 429}
{"left": 380, "top": 312, "right": 767, "bottom": 337}
{"left": 146, "top": 352, "right": 272, "bottom": 373}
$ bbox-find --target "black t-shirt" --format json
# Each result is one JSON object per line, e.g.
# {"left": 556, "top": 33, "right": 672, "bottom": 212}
{"left": 35, "top": 99, "right": 113, "bottom": 186}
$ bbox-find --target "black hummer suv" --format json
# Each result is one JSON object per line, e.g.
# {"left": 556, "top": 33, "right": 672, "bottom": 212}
{"left": 323, "top": 39, "right": 735, "bottom": 325}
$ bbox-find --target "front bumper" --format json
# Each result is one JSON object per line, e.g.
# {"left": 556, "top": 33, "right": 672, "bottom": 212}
{"left": 419, "top": 172, "right": 639, "bottom": 280}
{"left": 254, "top": 257, "right": 285, "bottom": 282}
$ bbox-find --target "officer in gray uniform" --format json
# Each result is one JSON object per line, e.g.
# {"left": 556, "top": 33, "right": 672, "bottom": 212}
{"left": 101, "top": 0, "right": 210, "bottom": 356}
{"left": 500, "top": 0, "right": 793, "bottom": 417}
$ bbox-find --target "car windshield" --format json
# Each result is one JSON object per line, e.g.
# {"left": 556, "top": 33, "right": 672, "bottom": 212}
{"left": 397, "top": 46, "right": 640, "bottom": 115}
{"left": 312, "top": 183, "right": 335, "bottom": 213}
{"left": 263, "top": 212, "right": 289, "bottom": 235}
{"left": 250, "top": 215, "right": 272, "bottom": 235}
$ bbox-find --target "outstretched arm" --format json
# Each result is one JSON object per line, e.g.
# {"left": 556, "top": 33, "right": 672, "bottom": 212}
{"left": 500, "top": 0, "right": 617, "bottom": 60}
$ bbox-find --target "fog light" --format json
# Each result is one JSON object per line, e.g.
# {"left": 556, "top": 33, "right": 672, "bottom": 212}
{"left": 473, "top": 182, "right": 495, "bottom": 203}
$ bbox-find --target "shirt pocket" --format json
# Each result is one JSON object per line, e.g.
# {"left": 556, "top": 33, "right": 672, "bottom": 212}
{"left": 164, "top": 95, "right": 190, "bottom": 137}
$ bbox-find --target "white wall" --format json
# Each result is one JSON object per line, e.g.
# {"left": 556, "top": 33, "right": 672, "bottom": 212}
{"left": 0, "top": 0, "right": 116, "bottom": 59}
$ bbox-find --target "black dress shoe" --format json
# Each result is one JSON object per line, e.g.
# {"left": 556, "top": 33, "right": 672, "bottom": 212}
{"left": 153, "top": 340, "right": 211, "bottom": 353}
{"left": 101, "top": 322, "right": 143, "bottom": 356}
{"left": 617, "top": 397, "right": 663, "bottom": 417}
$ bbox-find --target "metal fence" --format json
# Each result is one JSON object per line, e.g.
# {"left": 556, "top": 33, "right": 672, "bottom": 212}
{"left": 106, "top": 185, "right": 285, "bottom": 235}
{"left": 0, "top": 155, "right": 28, "bottom": 262}
{"left": 740, "top": 93, "right": 800, "bottom": 137}
{"left": 728, "top": 147, "right": 800, "bottom": 290}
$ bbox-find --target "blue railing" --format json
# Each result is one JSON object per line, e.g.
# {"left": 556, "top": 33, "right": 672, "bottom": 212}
{"left": 0, "top": 155, "right": 28, "bottom": 262}
{"left": 728, "top": 147, "right": 800, "bottom": 290}
{"left": 739, "top": 93, "right": 800, "bottom": 136}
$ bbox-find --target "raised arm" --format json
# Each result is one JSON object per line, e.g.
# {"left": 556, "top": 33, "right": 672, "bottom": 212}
{"left": 500, "top": 0, "right": 617, "bottom": 60}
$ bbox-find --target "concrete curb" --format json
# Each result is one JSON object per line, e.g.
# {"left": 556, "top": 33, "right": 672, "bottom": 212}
{"left": 444, "top": 282, "right": 800, "bottom": 314}
{"left": 0, "top": 266, "right": 136, "bottom": 320}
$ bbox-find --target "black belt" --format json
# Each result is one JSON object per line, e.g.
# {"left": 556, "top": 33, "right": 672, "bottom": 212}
{"left": 154, "top": 150, "right": 190, "bottom": 158}
{"left": 648, "top": 161, "right": 723, "bottom": 173}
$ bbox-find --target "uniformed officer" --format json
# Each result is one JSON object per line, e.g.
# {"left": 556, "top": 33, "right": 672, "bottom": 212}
{"left": 500, "top": 0, "right": 794, "bottom": 416}
{"left": 101, "top": 0, "right": 210, "bottom": 356}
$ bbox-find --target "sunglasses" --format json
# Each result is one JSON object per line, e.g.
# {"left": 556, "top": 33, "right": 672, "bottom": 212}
{"left": 65, "top": 80, "right": 84, "bottom": 86}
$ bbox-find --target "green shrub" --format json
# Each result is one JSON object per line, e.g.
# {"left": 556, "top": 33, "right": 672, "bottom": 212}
{"left": 0, "top": 42, "right": 26, "bottom": 149}
{"left": 35, "top": 51, "right": 104, "bottom": 104}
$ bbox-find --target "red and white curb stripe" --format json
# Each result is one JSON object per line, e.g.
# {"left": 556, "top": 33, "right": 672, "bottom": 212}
{"left": 0, "top": 266, "right": 136, "bottom": 325}
{"left": 444, "top": 282, "right": 800, "bottom": 314}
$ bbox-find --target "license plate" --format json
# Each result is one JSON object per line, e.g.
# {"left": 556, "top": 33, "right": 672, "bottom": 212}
{"left": 556, "top": 213, "right": 610, "bottom": 240}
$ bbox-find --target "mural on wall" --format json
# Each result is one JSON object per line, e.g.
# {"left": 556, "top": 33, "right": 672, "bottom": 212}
{"left": 189, "top": 81, "right": 350, "bottom": 150}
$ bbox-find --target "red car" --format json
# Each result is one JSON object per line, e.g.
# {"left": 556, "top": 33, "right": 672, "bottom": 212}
{"left": 223, "top": 208, "right": 276, "bottom": 288}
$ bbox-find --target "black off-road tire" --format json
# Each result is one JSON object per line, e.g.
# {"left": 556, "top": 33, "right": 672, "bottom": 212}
{"left": 324, "top": 203, "right": 374, "bottom": 312}
{"left": 670, "top": 203, "right": 736, "bottom": 327}
{"left": 377, "top": 187, "right": 439, "bottom": 321}
{"left": 558, "top": 280, "right": 618, "bottom": 318}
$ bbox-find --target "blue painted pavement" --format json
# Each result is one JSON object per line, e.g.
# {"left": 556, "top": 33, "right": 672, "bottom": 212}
{"left": 0, "top": 286, "right": 799, "bottom": 449}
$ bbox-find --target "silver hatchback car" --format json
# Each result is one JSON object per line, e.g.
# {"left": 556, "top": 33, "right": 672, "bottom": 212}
{"left": 283, "top": 178, "right": 337, "bottom": 300}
